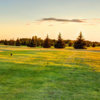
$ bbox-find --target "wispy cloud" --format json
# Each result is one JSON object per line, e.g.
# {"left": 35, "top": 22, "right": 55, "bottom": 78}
{"left": 39, "top": 17, "right": 85, "bottom": 23}
{"left": 26, "top": 18, "right": 100, "bottom": 26}
{"left": 83, "top": 18, "right": 100, "bottom": 25}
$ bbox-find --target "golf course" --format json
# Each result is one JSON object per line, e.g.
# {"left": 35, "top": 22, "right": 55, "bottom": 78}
{"left": 0, "top": 45, "right": 100, "bottom": 100}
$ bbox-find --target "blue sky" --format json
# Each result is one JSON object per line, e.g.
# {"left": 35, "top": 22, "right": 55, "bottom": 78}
{"left": 0, "top": 0, "right": 100, "bottom": 21}
{"left": 0, "top": 0, "right": 100, "bottom": 41}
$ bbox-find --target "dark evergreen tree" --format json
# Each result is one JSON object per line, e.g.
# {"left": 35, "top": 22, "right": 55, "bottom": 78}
{"left": 29, "top": 36, "right": 37, "bottom": 47}
{"left": 54, "top": 33, "right": 65, "bottom": 48}
{"left": 74, "top": 32, "right": 86, "bottom": 49}
{"left": 16, "top": 39, "right": 21, "bottom": 46}
{"left": 43, "top": 35, "right": 51, "bottom": 48}
{"left": 92, "top": 42, "right": 96, "bottom": 47}
{"left": 4, "top": 40, "right": 8, "bottom": 45}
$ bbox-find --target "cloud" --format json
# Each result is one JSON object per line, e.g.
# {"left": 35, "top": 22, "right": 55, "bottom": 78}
{"left": 26, "top": 18, "right": 100, "bottom": 26}
{"left": 82, "top": 18, "right": 100, "bottom": 26}
{"left": 39, "top": 17, "right": 85, "bottom": 23}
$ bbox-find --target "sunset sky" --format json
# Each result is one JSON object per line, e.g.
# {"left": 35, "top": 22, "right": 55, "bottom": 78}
{"left": 0, "top": 0, "right": 100, "bottom": 41}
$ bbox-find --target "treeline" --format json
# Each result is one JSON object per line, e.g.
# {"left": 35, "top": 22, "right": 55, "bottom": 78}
{"left": 0, "top": 32, "right": 100, "bottom": 49}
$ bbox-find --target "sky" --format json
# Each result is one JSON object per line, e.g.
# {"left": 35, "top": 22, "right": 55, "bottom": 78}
{"left": 0, "top": 0, "right": 100, "bottom": 41}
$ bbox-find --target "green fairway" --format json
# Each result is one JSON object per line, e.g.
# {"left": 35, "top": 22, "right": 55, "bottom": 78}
{"left": 0, "top": 46, "right": 100, "bottom": 100}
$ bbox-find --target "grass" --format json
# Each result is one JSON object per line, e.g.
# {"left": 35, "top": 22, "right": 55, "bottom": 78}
{"left": 0, "top": 45, "right": 100, "bottom": 100}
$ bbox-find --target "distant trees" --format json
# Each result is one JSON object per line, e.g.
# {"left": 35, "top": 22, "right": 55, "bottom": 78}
{"left": 54, "top": 33, "right": 65, "bottom": 48}
{"left": 0, "top": 32, "right": 100, "bottom": 48}
{"left": 74, "top": 32, "right": 86, "bottom": 49}
{"left": 92, "top": 42, "right": 96, "bottom": 47}
{"left": 27, "top": 36, "right": 43, "bottom": 47}
{"left": 20, "top": 38, "right": 28, "bottom": 45}
{"left": 16, "top": 39, "right": 21, "bottom": 46}
{"left": 37, "top": 38, "right": 42, "bottom": 47}
{"left": 43, "top": 35, "right": 51, "bottom": 48}
{"left": 4, "top": 40, "right": 8, "bottom": 45}
{"left": 28, "top": 36, "right": 37, "bottom": 47}
{"left": 68, "top": 41, "right": 73, "bottom": 47}
{"left": 86, "top": 41, "right": 91, "bottom": 47}
{"left": 9, "top": 39, "right": 15, "bottom": 46}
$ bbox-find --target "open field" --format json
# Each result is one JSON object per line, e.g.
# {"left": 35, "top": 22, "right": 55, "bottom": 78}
{"left": 0, "top": 45, "right": 100, "bottom": 100}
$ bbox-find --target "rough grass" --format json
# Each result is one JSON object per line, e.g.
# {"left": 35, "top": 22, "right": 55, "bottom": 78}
{"left": 0, "top": 45, "right": 100, "bottom": 100}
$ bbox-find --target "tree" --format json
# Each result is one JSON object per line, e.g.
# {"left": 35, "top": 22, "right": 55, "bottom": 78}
{"left": 43, "top": 35, "right": 51, "bottom": 48}
{"left": 86, "top": 41, "right": 91, "bottom": 47}
{"left": 92, "top": 42, "right": 96, "bottom": 47}
{"left": 16, "top": 39, "right": 21, "bottom": 46}
{"left": 4, "top": 40, "right": 8, "bottom": 45}
{"left": 34, "top": 36, "right": 38, "bottom": 46}
{"left": 29, "top": 37, "right": 37, "bottom": 47}
{"left": 27, "top": 36, "right": 37, "bottom": 47}
{"left": 9, "top": 39, "right": 15, "bottom": 46}
{"left": 37, "top": 38, "right": 42, "bottom": 47}
{"left": 54, "top": 33, "right": 65, "bottom": 48}
{"left": 68, "top": 41, "right": 73, "bottom": 47}
{"left": 74, "top": 32, "right": 86, "bottom": 49}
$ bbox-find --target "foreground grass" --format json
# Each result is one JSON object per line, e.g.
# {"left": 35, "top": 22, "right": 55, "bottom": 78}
{"left": 0, "top": 46, "right": 100, "bottom": 100}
